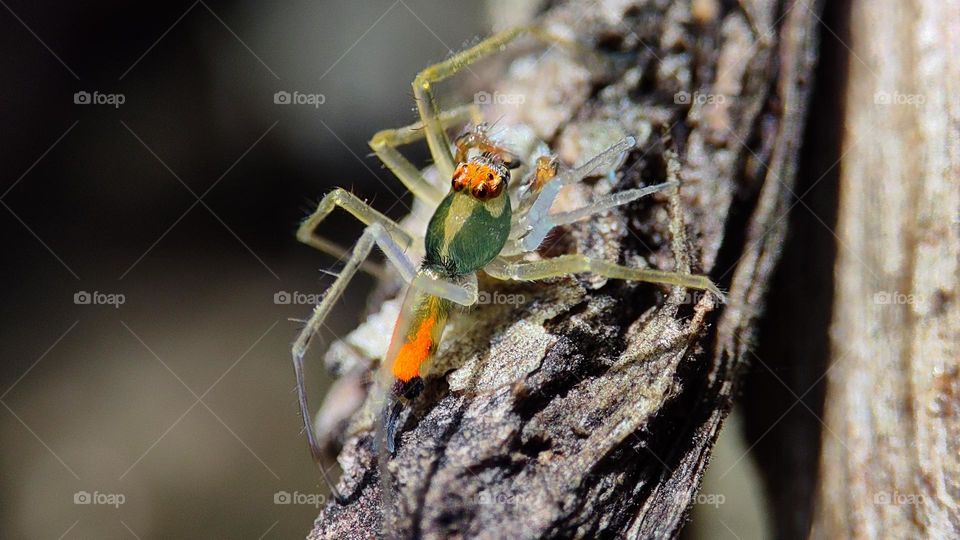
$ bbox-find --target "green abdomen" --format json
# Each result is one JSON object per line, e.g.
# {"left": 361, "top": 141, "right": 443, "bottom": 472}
{"left": 424, "top": 192, "right": 511, "bottom": 276}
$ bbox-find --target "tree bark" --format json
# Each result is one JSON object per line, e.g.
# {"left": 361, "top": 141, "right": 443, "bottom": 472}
{"left": 811, "top": 1, "right": 960, "bottom": 537}
{"left": 310, "top": 0, "right": 822, "bottom": 537}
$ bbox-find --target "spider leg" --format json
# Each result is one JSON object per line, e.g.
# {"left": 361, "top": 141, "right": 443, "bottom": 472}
{"left": 413, "top": 26, "right": 586, "bottom": 179}
{"left": 546, "top": 181, "right": 677, "bottom": 227}
{"left": 484, "top": 254, "right": 724, "bottom": 300}
{"left": 504, "top": 136, "right": 636, "bottom": 255}
{"left": 292, "top": 223, "right": 417, "bottom": 502}
{"left": 411, "top": 270, "right": 478, "bottom": 307}
{"left": 492, "top": 145, "right": 723, "bottom": 300}
{"left": 297, "top": 188, "right": 417, "bottom": 279}
{"left": 369, "top": 104, "right": 480, "bottom": 206}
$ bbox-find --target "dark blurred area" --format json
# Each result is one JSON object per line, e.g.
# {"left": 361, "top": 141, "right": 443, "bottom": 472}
{"left": 0, "top": 1, "right": 482, "bottom": 537}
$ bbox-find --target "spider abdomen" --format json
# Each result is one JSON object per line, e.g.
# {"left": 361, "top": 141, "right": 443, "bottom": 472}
{"left": 423, "top": 190, "right": 511, "bottom": 276}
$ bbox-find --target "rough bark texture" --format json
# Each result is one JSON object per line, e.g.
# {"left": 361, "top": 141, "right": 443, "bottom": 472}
{"left": 811, "top": 1, "right": 960, "bottom": 538}
{"left": 311, "top": 0, "right": 821, "bottom": 537}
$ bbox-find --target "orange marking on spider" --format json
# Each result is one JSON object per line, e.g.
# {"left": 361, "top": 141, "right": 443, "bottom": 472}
{"left": 391, "top": 314, "right": 437, "bottom": 382}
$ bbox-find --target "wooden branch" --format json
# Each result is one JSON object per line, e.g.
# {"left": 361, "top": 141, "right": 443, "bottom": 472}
{"left": 812, "top": 1, "right": 960, "bottom": 537}
{"left": 309, "top": 1, "right": 821, "bottom": 537}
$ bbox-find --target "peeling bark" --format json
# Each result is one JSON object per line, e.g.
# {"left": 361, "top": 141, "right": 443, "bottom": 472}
{"left": 309, "top": 0, "right": 821, "bottom": 537}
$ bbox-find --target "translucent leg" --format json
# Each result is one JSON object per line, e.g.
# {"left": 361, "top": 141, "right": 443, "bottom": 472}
{"left": 412, "top": 270, "right": 478, "bottom": 307}
{"left": 504, "top": 136, "right": 637, "bottom": 255}
{"left": 548, "top": 181, "right": 677, "bottom": 226}
{"left": 297, "top": 188, "right": 417, "bottom": 279}
{"left": 291, "top": 223, "right": 415, "bottom": 501}
{"left": 485, "top": 254, "right": 724, "bottom": 300}
{"left": 412, "top": 26, "right": 584, "bottom": 179}
{"left": 368, "top": 104, "right": 480, "bottom": 206}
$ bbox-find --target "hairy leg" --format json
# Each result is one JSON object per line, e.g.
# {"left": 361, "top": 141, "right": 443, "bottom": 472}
{"left": 485, "top": 254, "right": 724, "bottom": 300}
{"left": 369, "top": 104, "right": 480, "bottom": 206}
{"left": 504, "top": 136, "right": 637, "bottom": 255}
{"left": 297, "top": 188, "right": 417, "bottom": 279}
{"left": 292, "top": 223, "right": 416, "bottom": 501}
{"left": 547, "top": 181, "right": 677, "bottom": 226}
{"left": 412, "top": 26, "right": 585, "bottom": 178}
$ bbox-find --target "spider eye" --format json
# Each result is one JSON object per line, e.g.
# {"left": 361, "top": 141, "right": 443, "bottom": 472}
{"left": 451, "top": 168, "right": 466, "bottom": 191}
{"left": 472, "top": 184, "right": 487, "bottom": 199}
{"left": 487, "top": 178, "right": 504, "bottom": 198}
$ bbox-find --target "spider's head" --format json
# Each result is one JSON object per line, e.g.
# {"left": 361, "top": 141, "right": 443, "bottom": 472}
{"left": 450, "top": 153, "right": 509, "bottom": 201}
{"left": 426, "top": 149, "right": 513, "bottom": 275}
{"left": 424, "top": 124, "right": 514, "bottom": 274}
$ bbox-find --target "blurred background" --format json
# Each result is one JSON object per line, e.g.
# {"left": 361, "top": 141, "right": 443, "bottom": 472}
{"left": 0, "top": 1, "right": 770, "bottom": 537}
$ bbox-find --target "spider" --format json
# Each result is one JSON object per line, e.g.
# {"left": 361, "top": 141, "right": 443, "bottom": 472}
{"left": 290, "top": 26, "right": 722, "bottom": 502}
